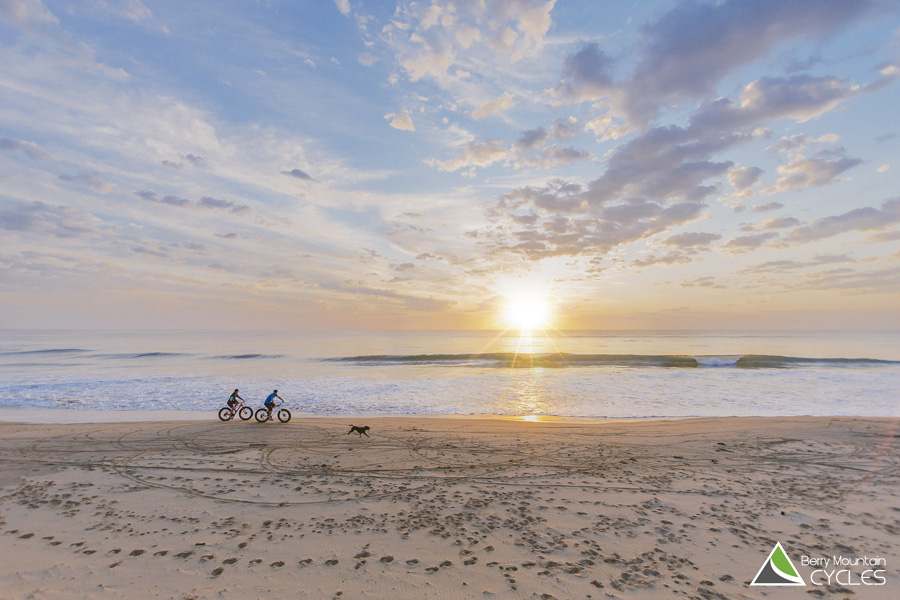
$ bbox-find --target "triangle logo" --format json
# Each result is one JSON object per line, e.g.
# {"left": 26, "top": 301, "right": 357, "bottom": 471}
{"left": 751, "top": 542, "right": 805, "bottom": 586}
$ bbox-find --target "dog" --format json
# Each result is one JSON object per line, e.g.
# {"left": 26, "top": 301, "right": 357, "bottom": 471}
{"left": 347, "top": 425, "right": 370, "bottom": 437}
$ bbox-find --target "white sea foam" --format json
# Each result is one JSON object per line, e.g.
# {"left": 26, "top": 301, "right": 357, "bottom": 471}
{"left": 693, "top": 356, "right": 741, "bottom": 367}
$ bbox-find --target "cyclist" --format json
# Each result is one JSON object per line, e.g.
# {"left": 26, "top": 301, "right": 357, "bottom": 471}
{"left": 227, "top": 389, "right": 242, "bottom": 409}
{"left": 264, "top": 389, "right": 283, "bottom": 420}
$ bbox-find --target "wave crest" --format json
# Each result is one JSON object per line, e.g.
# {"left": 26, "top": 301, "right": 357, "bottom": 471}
{"left": 324, "top": 352, "right": 898, "bottom": 369}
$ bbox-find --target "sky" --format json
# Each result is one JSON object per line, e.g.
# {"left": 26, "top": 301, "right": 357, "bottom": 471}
{"left": 1, "top": 0, "right": 899, "bottom": 331}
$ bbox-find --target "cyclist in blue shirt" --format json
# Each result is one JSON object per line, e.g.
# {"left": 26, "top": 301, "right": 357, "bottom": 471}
{"left": 264, "top": 389, "right": 283, "bottom": 419}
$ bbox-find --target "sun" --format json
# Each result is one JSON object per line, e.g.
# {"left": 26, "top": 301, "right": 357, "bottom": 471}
{"left": 503, "top": 293, "right": 551, "bottom": 332}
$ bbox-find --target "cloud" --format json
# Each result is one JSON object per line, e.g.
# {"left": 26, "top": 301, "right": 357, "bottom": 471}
{"left": 57, "top": 171, "right": 115, "bottom": 194}
{"left": 390, "top": 0, "right": 557, "bottom": 82}
{"left": 761, "top": 217, "right": 801, "bottom": 229}
{"left": 631, "top": 251, "right": 698, "bottom": 268}
{"left": 199, "top": 196, "right": 252, "bottom": 213}
{"left": 721, "top": 231, "right": 780, "bottom": 252}
{"left": 766, "top": 133, "right": 839, "bottom": 154}
{"left": 752, "top": 202, "right": 783, "bottom": 213}
{"left": 471, "top": 92, "right": 515, "bottom": 120}
{"left": 688, "top": 74, "right": 871, "bottom": 136}
{"left": 514, "top": 145, "right": 590, "bottom": 169}
{"left": 584, "top": 115, "right": 629, "bottom": 142}
{"left": 728, "top": 166, "right": 763, "bottom": 191}
{"left": 135, "top": 190, "right": 251, "bottom": 213}
{"left": 582, "top": 124, "right": 736, "bottom": 205}
{"left": 738, "top": 254, "right": 856, "bottom": 274}
{"left": 549, "top": 117, "right": 579, "bottom": 141}
{"left": 679, "top": 276, "right": 727, "bottom": 289}
{"left": 89, "top": 0, "right": 152, "bottom": 23}
{"left": 0, "top": 201, "right": 101, "bottom": 238}
{"left": 762, "top": 151, "right": 862, "bottom": 193}
{"left": 357, "top": 53, "right": 377, "bottom": 67}
{"left": 792, "top": 265, "right": 900, "bottom": 295}
{"left": 131, "top": 245, "right": 170, "bottom": 259}
{"left": 553, "top": 43, "right": 616, "bottom": 103}
{"left": 135, "top": 190, "right": 189, "bottom": 207}
{"left": 0, "top": 0, "right": 58, "bottom": 27}
{"left": 282, "top": 168, "right": 315, "bottom": 181}
{"left": 428, "top": 140, "right": 512, "bottom": 172}
{"left": 161, "top": 160, "right": 184, "bottom": 171}
{"left": 553, "top": 0, "right": 875, "bottom": 124}
{"left": 514, "top": 127, "right": 549, "bottom": 152}
{"left": 0, "top": 137, "right": 50, "bottom": 160}
{"left": 662, "top": 232, "right": 722, "bottom": 248}
{"left": 488, "top": 180, "right": 707, "bottom": 260}
{"left": 785, "top": 197, "right": 900, "bottom": 243}
{"left": 385, "top": 111, "right": 416, "bottom": 132}
{"left": 333, "top": 0, "right": 350, "bottom": 16}
{"left": 865, "top": 230, "right": 900, "bottom": 243}
{"left": 184, "top": 154, "right": 208, "bottom": 169}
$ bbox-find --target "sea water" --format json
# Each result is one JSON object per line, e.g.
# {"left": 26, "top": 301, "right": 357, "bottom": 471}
{"left": 0, "top": 329, "right": 897, "bottom": 418}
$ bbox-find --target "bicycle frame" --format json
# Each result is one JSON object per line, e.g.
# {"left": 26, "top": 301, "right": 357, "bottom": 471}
{"left": 227, "top": 399, "right": 248, "bottom": 417}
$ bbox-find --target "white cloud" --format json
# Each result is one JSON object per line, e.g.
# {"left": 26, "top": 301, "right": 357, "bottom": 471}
{"left": 385, "top": 111, "right": 416, "bottom": 132}
{"left": 427, "top": 140, "right": 511, "bottom": 172}
{"left": 471, "top": 92, "right": 515, "bottom": 120}
{"left": 420, "top": 4, "right": 441, "bottom": 30}
{"left": 333, "top": 0, "right": 350, "bottom": 17}
{"left": 357, "top": 53, "right": 377, "bottom": 67}
{"left": 0, "top": 0, "right": 58, "bottom": 27}
{"left": 454, "top": 24, "right": 480, "bottom": 49}
{"left": 762, "top": 151, "right": 861, "bottom": 193}
{"left": 585, "top": 115, "right": 629, "bottom": 142}
{"left": 389, "top": 0, "right": 557, "bottom": 83}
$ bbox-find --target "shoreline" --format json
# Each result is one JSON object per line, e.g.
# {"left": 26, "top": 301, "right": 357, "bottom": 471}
{"left": 2, "top": 405, "right": 897, "bottom": 425}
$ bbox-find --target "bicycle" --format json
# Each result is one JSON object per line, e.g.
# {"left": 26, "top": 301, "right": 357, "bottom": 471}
{"left": 218, "top": 399, "right": 253, "bottom": 421}
{"left": 255, "top": 399, "right": 291, "bottom": 423}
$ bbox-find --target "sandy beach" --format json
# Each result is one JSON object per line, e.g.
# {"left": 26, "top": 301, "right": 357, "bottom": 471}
{"left": 0, "top": 414, "right": 897, "bottom": 599}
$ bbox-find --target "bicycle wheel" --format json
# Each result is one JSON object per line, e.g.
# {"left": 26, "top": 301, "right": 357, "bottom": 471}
{"left": 238, "top": 406, "right": 253, "bottom": 420}
{"left": 255, "top": 408, "right": 270, "bottom": 422}
{"left": 218, "top": 407, "right": 233, "bottom": 421}
{"left": 277, "top": 408, "right": 291, "bottom": 423}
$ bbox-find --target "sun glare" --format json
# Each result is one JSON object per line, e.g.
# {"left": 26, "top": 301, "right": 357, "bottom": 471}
{"left": 503, "top": 294, "right": 551, "bottom": 332}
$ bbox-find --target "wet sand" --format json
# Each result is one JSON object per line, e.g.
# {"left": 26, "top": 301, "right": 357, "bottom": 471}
{"left": 0, "top": 415, "right": 897, "bottom": 599}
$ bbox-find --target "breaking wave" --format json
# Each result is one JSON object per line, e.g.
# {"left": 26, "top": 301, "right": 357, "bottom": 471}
{"left": 324, "top": 352, "right": 899, "bottom": 369}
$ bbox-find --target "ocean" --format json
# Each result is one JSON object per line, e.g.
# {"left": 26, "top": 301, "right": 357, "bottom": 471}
{"left": 0, "top": 329, "right": 897, "bottom": 418}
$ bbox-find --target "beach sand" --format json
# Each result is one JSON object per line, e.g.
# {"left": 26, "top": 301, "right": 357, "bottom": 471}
{"left": 0, "top": 414, "right": 897, "bottom": 599}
